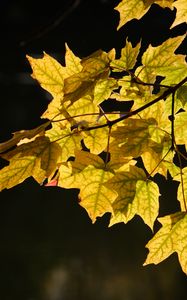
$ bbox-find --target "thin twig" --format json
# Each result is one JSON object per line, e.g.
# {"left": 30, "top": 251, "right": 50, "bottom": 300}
{"left": 171, "top": 91, "right": 175, "bottom": 150}
{"left": 105, "top": 125, "right": 111, "bottom": 167}
{"left": 146, "top": 148, "right": 171, "bottom": 179}
{"left": 176, "top": 149, "right": 187, "bottom": 212}
{"left": 85, "top": 76, "right": 187, "bottom": 131}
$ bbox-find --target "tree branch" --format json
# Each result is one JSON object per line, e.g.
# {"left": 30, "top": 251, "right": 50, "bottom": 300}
{"left": 85, "top": 76, "right": 187, "bottom": 131}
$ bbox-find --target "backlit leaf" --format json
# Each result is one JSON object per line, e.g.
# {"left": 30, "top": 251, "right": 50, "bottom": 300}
{"left": 46, "top": 124, "right": 82, "bottom": 163}
{"left": 0, "top": 136, "right": 61, "bottom": 190}
{"left": 111, "top": 118, "right": 152, "bottom": 158}
{"left": 175, "top": 167, "right": 187, "bottom": 211}
{"left": 138, "top": 36, "right": 186, "bottom": 83}
{"left": 78, "top": 165, "right": 117, "bottom": 222}
{"left": 171, "top": 0, "right": 187, "bottom": 28}
{"left": 108, "top": 165, "right": 146, "bottom": 226}
{"left": 63, "top": 43, "right": 82, "bottom": 76}
{"left": 174, "top": 111, "right": 187, "bottom": 147}
{"left": 176, "top": 85, "right": 187, "bottom": 107}
{"left": 27, "top": 52, "right": 64, "bottom": 97}
{"left": 0, "top": 121, "right": 50, "bottom": 154}
{"left": 110, "top": 40, "right": 141, "bottom": 71}
{"left": 59, "top": 161, "right": 117, "bottom": 223}
{"left": 94, "top": 78, "right": 118, "bottom": 105}
{"left": 115, "top": 0, "right": 149, "bottom": 29}
{"left": 83, "top": 122, "right": 109, "bottom": 154}
{"left": 132, "top": 180, "right": 160, "bottom": 229}
{"left": 144, "top": 212, "right": 187, "bottom": 275}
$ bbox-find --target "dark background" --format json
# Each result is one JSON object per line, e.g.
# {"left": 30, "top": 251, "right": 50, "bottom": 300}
{"left": 0, "top": 1, "right": 186, "bottom": 299}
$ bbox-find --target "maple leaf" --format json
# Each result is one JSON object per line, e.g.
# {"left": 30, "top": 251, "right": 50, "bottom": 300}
{"left": 1, "top": 0, "right": 187, "bottom": 276}
{"left": 174, "top": 111, "right": 187, "bottom": 148}
{"left": 94, "top": 78, "right": 118, "bottom": 105}
{"left": 0, "top": 121, "right": 50, "bottom": 154}
{"left": 110, "top": 40, "right": 141, "bottom": 72}
{"left": 115, "top": 0, "right": 149, "bottom": 29}
{"left": 0, "top": 136, "right": 61, "bottom": 190}
{"left": 107, "top": 166, "right": 161, "bottom": 229}
{"left": 132, "top": 180, "right": 160, "bottom": 229}
{"left": 62, "top": 43, "right": 82, "bottom": 77}
{"left": 27, "top": 52, "right": 64, "bottom": 97}
{"left": 112, "top": 74, "right": 154, "bottom": 105}
{"left": 136, "top": 35, "right": 186, "bottom": 84}
{"left": 154, "top": 0, "right": 174, "bottom": 8}
{"left": 111, "top": 118, "right": 152, "bottom": 158}
{"left": 107, "top": 165, "right": 146, "bottom": 226}
{"left": 174, "top": 167, "right": 187, "bottom": 212}
{"left": 58, "top": 151, "right": 117, "bottom": 222}
{"left": 176, "top": 85, "right": 187, "bottom": 108}
{"left": 141, "top": 139, "right": 173, "bottom": 177}
{"left": 45, "top": 118, "right": 83, "bottom": 163}
{"left": 171, "top": 0, "right": 187, "bottom": 28}
{"left": 144, "top": 212, "right": 187, "bottom": 275}
{"left": 63, "top": 50, "right": 112, "bottom": 105}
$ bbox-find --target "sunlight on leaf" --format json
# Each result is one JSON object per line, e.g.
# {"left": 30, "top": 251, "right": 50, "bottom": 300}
{"left": 132, "top": 180, "right": 160, "bottom": 229}
{"left": 144, "top": 212, "right": 187, "bottom": 275}
{"left": 0, "top": 137, "right": 61, "bottom": 190}
{"left": 115, "top": 0, "right": 149, "bottom": 29}
{"left": 27, "top": 52, "right": 64, "bottom": 97}
{"left": 171, "top": 0, "right": 187, "bottom": 28}
{"left": 110, "top": 40, "right": 141, "bottom": 71}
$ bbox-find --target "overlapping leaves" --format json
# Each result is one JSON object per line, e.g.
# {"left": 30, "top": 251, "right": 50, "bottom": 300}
{"left": 0, "top": 0, "right": 187, "bottom": 275}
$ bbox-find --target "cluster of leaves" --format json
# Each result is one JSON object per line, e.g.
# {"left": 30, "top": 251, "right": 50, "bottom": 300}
{"left": 0, "top": 0, "right": 187, "bottom": 274}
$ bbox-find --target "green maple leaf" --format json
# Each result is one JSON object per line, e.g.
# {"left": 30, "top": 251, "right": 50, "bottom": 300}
{"left": 136, "top": 35, "right": 186, "bottom": 84}
{"left": 144, "top": 212, "right": 187, "bottom": 275}
{"left": 77, "top": 165, "right": 117, "bottom": 222}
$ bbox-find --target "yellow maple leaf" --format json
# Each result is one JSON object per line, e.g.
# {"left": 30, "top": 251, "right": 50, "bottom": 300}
{"left": 0, "top": 121, "right": 50, "bottom": 154}
{"left": 58, "top": 152, "right": 117, "bottom": 222}
{"left": 0, "top": 137, "right": 61, "bottom": 190}
{"left": 110, "top": 39, "right": 141, "bottom": 71}
{"left": 27, "top": 52, "right": 64, "bottom": 97}
{"left": 115, "top": 0, "right": 149, "bottom": 30}
{"left": 144, "top": 212, "right": 187, "bottom": 275}
{"left": 171, "top": 0, "right": 187, "bottom": 28}
{"left": 108, "top": 165, "right": 147, "bottom": 226}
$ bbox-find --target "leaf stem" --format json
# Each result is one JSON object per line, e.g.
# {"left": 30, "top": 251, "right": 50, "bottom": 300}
{"left": 171, "top": 91, "right": 175, "bottom": 151}
{"left": 176, "top": 149, "right": 187, "bottom": 212}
